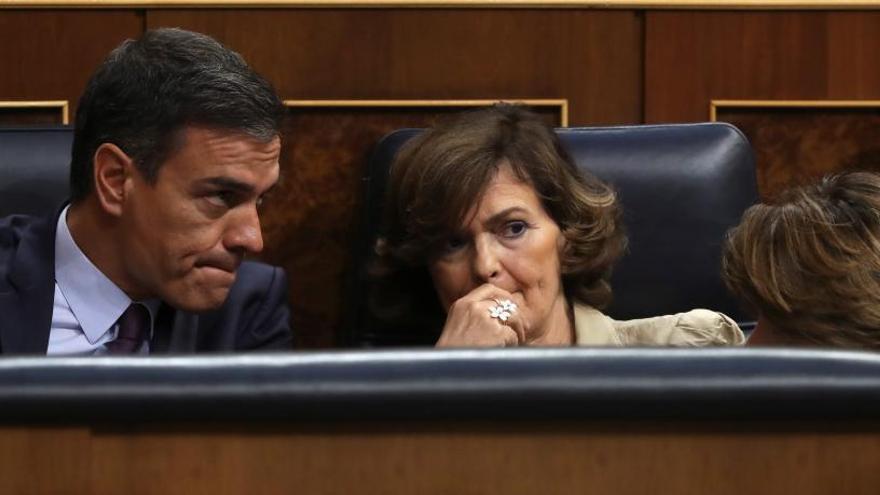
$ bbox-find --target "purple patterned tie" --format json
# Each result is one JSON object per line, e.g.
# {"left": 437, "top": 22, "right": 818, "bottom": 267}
{"left": 106, "top": 303, "right": 149, "bottom": 354}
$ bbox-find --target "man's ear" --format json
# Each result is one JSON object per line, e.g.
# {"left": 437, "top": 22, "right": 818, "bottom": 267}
{"left": 93, "top": 143, "right": 135, "bottom": 217}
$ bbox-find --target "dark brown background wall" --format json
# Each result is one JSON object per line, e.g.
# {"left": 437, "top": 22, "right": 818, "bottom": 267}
{"left": 644, "top": 11, "right": 880, "bottom": 197}
{"left": 2, "top": 8, "right": 878, "bottom": 346}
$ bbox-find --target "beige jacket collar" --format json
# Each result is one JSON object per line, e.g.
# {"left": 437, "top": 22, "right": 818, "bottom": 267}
{"left": 573, "top": 304, "right": 622, "bottom": 346}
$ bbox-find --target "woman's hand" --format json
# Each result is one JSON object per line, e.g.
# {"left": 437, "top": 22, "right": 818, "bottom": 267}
{"left": 436, "top": 284, "right": 527, "bottom": 347}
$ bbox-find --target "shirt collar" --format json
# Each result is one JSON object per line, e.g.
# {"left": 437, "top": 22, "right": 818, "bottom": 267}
{"left": 54, "top": 206, "right": 159, "bottom": 344}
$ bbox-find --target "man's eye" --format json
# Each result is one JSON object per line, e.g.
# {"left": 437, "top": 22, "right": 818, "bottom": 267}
{"left": 503, "top": 221, "right": 528, "bottom": 238}
{"left": 207, "top": 191, "right": 237, "bottom": 208}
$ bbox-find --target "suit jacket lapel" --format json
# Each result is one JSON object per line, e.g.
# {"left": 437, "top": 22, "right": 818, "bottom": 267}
{"left": 169, "top": 311, "right": 200, "bottom": 352}
{"left": 151, "top": 303, "right": 199, "bottom": 353}
{"left": 0, "top": 214, "right": 56, "bottom": 354}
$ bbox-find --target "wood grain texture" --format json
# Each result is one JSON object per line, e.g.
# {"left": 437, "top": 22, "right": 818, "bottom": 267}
{"left": 7, "top": 1, "right": 880, "bottom": 8}
{"left": 0, "top": 427, "right": 92, "bottom": 494}
{"left": 0, "top": 421, "right": 879, "bottom": 494}
{"left": 718, "top": 107, "right": 880, "bottom": 197}
{"left": 0, "top": 11, "right": 143, "bottom": 120}
{"left": 0, "top": 106, "right": 64, "bottom": 125}
{"left": 645, "top": 11, "right": 880, "bottom": 204}
{"left": 644, "top": 11, "right": 880, "bottom": 123}
{"left": 145, "top": 9, "right": 642, "bottom": 126}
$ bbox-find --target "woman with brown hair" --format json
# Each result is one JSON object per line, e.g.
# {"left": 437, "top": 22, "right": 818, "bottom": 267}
{"left": 723, "top": 171, "right": 880, "bottom": 348}
{"left": 371, "top": 104, "right": 743, "bottom": 347}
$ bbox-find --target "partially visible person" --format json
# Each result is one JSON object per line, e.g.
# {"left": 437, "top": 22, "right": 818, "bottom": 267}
{"left": 0, "top": 28, "right": 292, "bottom": 355}
{"left": 722, "top": 171, "right": 880, "bottom": 348}
{"left": 371, "top": 104, "right": 743, "bottom": 347}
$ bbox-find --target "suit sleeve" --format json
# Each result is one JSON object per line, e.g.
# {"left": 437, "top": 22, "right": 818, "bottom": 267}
{"left": 237, "top": 266, "right": 294, "bottom": 351}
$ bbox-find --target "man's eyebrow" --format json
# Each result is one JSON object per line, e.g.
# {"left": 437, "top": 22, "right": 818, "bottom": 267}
{"left": 198, "top": 177, "right": 281, "bottom": 196}
{"left": 196, "top": 177, "right": 255, "bottom": 194}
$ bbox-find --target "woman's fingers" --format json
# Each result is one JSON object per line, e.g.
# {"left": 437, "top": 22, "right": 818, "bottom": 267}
{"left": 500, "top": 325, "right": 519, "bottom": 347}
{"left": 492, "top": 298, "right": 526, "bottom": 345}
{"left": 437, "top": 284, "right": 526, "bottom": 347}
{"left": 469, "top": 284, "right": 527, "bottom": 345}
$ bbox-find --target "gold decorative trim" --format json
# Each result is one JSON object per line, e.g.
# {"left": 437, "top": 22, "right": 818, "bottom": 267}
{"left": 4, "top": 0, "right": 878, "bottom": 9}
{"left": 710, "top": 99, "right": 880, "bottom": 121}
{"left": 0, "top": 100, "right": 69, "bottom": 124}
{"left": 284, "top": 99, "right": 570, "bottom": 127}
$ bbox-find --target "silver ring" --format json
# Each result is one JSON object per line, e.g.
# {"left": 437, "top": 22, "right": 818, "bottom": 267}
{"left": 488, "top": 299, "right": 518, "bottom": 322}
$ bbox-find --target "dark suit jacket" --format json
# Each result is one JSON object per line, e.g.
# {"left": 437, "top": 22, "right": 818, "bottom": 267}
{"left": 0, "top": 212, "right": 293, "bottom": 354}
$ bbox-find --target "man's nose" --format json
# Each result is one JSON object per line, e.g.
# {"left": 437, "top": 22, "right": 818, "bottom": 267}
{"left": 473, "top": 235, "right": 501, "bottom": 283}
{"left": 225, "top": 204, "right": 264, "bottom": 255}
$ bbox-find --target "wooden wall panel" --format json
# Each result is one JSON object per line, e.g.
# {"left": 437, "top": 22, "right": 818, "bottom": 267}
{"left": 2, "top": 421, "right": 880, "bottom": 494}
{"left": 644, "top": 12, "right": 880, "bottom": 123}
{"left": 145, "top": 9, "right": 642, "bottom": 346}
{"left": 716, "top": 106, "right": 880, "bottom": 198}
{"left": 0, "top": 104, "right": 66, "bottom": 126}
{"left": 145, "top": 9, "right": 642, "bottom": 126}
{"left": 645, "top": 11, "right": 880, "bottom": 195}
{"left": 0, "top": 11, "right": 143, "bottom": 121}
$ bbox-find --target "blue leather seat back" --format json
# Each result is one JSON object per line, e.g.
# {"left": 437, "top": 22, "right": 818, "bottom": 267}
{"left": 0, "top": 126, "right": 73, "bottom": 218}
{"left": 560, "top": 123, "right": 758, "bottom": 321}
{"left": 350, "top": 123, "right": 758, "bottom": 345}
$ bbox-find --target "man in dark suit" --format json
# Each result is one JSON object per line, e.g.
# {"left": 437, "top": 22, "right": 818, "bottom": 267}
{"left": 0, "top": 28, "right": 292, "bottom": 354}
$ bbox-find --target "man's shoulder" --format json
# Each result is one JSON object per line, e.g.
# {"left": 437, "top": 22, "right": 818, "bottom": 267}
{"left": 231, "top": 260, "right": 287, "bottom": 297}
{"left": 0, "top": 214, "right": 50, "bottom": 278}
{"left": 194, "top": 260, "right": 292, "bottom": 350}
{"left": 237, "top": 259, "right": 279, "bottom": 279}
{"left": 0, "top": 214, "right": 42, "bottom": 244}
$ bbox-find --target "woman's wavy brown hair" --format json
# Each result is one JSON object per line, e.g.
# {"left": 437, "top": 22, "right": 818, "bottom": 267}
{"left": 370, "top": 104, "right": 626, "bottom": 331}
{"left": 722, "top": 171, "right": 880, "bottom": 348}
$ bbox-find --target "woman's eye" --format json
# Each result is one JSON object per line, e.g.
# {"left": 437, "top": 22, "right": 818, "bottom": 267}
{"left": 503, "top": 221, "right": 528, "bottom": 238}
{"left": 443, "top": 236, "right": 467, "bottom": 253}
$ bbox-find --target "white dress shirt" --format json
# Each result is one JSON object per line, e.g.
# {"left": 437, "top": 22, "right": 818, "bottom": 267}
{"left": 48, "top": 206, "right": 159, "bottom": 355}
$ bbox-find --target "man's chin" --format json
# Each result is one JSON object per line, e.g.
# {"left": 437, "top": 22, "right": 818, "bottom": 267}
{"left": 166, "top": 287, "right": 232, "bottom": 313}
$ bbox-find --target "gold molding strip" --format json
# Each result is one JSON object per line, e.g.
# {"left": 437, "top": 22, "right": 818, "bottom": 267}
{"left": 3, "top": 0, "right": 880, "bottom": 9}
{"left": 0, "top": 100, "right": 69, "bottom": 124}
{"left": 710, "top": 99, "right": 880, "bottom": 121}
{"left": 284, "top": 98, "right": 570, "bottom": 127}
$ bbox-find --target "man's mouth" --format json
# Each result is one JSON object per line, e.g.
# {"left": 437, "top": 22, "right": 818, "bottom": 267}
{"left": 195, "top": 258, "right": 240, "bottom": 274}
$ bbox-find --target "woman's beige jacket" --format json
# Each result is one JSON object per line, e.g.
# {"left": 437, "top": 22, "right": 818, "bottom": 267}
{"left": 573, "top": 304, "right": 745, "bottom": 346}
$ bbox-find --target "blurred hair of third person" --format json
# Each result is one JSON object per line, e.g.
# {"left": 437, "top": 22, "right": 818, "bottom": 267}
{"left": 723, "top": 171, "right": 880, "bottom": 348}
{"left": 371, "top": 104, "right": 744, "bottom": 347}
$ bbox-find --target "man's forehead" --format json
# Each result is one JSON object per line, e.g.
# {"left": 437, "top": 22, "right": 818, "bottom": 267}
{"left": 170, "top": 128, "right": 279, "bottom": 165}
{"left": 159, "top": 128, "right": 280, "bottom": 187}
{"left": 180, "top": 126, "right": 280, "bottom": 151}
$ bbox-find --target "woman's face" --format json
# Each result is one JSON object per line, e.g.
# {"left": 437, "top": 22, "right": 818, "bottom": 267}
{"left": 428, "top": 164, "right": 569, "bottom": 342}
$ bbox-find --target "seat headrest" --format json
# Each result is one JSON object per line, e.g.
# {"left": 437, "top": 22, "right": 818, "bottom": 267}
{"left": 0, "top": 126, "right": 73, "bottom": 218}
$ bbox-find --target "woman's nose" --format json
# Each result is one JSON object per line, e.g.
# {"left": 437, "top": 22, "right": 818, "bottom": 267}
{"left": 473, "top": 235, "right": 501, "bottom": 282}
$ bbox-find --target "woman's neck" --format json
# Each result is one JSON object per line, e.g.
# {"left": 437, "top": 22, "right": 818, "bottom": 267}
{"left": 528, "top": 293, "right": 574, "bottom": 346}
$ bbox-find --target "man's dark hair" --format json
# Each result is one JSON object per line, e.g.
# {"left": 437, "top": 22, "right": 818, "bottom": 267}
{"left": 69, "top": 28, "right": 284, "bottom": 203}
